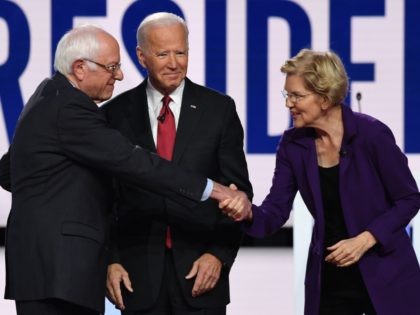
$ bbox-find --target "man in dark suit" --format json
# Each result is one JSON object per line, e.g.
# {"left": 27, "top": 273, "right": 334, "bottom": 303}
{"left": 0, "top": 24, "right": 247, "bottom": 315}
{"left": 103, "top": 12, "right": 253, "bottom": 315}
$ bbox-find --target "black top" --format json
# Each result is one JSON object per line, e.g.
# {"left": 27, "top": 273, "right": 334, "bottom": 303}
{"left": 319, "top": 165, "right": 368, "bottom": 298}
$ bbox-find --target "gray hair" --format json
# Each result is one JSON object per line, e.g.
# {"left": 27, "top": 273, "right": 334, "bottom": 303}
{"left": 54, "top": 24, "right": 104, "bottom": 75}
{"left": 136, "top": 12, "right": 189, "bottom": 50}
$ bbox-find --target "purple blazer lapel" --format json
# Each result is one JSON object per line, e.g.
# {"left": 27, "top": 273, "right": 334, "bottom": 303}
{"left": 339, "top": 105, "right": 358, "bottom": 176}
{"left": 291, "top": 131, "right": 325, "bottom": 230}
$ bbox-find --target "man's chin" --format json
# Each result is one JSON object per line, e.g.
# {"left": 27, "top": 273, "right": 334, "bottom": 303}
{"left": 95, "top": 94, "right": 113, "bottom": 104}
{"left": 165, "top": 76, "right": 184, "bottom": 85}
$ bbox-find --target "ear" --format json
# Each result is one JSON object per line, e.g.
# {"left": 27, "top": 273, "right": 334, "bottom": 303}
{"left": 72, "top": 59, "right": 86, "bottom": 81}
{"left": 320, "top": 96, "right": 331, "bottom": 111}
{"left": 136, "top": 47, "right": 147, "bottom": 69}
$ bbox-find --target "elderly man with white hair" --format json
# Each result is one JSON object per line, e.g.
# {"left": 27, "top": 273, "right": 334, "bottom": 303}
{"left": 0, "top": 24, "right": 248, "bottom": 315}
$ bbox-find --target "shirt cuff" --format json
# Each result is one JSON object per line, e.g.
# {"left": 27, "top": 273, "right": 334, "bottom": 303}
{"left": 201, "top": 179, "right": 214, "bottom": 201}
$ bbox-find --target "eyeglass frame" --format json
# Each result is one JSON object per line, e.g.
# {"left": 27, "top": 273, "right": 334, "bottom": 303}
{"left": 281, "top": 90, "right": 313, "bottom": 103}
{"left": 83, "top": 58, "right": 121, "bottom": 75}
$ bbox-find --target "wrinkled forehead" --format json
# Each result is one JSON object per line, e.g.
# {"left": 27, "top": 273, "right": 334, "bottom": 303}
{"left": 96, "top": 32, "right": 120, "bottom": 59}
{"left": 145, "top": 23, "right": 188, "bottom": 45}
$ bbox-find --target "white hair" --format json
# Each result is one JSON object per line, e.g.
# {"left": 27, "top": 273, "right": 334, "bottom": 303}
{"left": 136, "top": 12, "right": 189, "bottom": 49}
{"left": 54, "top": 24, "right": 104, "bottom": 75}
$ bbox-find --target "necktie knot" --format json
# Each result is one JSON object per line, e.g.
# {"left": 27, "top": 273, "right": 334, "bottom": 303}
{"left": 158, "top": 95, "right": 172, "bottom": 123}
{"left": 162, "top": 95, "right": 172, "bottom": 109}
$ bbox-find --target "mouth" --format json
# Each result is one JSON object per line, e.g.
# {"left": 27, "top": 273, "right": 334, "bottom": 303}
{"left": 164, "top": 72, "right": 182, "bottom": 79}
{"left": 106, "top": 84, "right": 115, "bottom": 93}
{"left": 290, "top": 111, "right": 299, "bottom": 119}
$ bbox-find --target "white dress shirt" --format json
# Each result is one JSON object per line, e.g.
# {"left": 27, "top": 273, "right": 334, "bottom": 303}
{"left": 146, "top": 79, "right": 185, "bottom": 146}
{"left": 144, "top": 79, "right": 213, "bottom": 200}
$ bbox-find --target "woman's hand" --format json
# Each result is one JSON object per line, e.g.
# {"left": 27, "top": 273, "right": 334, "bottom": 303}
{"left": 219, "top": 184, "right": 253, "bottom": 221}
{"left": 325, "top": 231, "right": 377, "bottom": 267}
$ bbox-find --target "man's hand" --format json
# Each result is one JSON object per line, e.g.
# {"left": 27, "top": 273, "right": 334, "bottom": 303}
{"left": 325, "top": 231, "right": 377, "bottom": 267}
{"left": 106, "top": 263, "right": 133, "bottom": 310}
{"left": 219, "top": 184, "right": 253, "bottom": 221}
{"left": 185, "top": 253, "right": 222, "bottom": 297}
{"left": 210, "top": 182, "right": 247, "bottom": 204}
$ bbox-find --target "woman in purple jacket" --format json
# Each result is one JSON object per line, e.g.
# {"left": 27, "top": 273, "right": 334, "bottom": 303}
{"left": 223, "top": 49, "right": 420, "bottom": 315}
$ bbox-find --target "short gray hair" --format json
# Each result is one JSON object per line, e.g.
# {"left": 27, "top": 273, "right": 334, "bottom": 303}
{"left": 281, "top": 49, "right": 349, "bottom": 106}
{"left": 54, "top": 24, "right": 103, "bottom": 75}
{"left": 136, "top": 12, "right": 189, "bottom": 50}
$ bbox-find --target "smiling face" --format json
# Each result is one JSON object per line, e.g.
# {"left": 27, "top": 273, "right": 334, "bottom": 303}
{"left": 137, "top": 23, "right": 188, "bottom": 95}
{"left": 74, "top": 32, "right": 124, "bottom": 103}
{"left": 284, "top": 74, "right": 328, "bottom": 129}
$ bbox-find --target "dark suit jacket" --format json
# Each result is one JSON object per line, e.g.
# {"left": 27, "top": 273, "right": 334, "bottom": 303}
{"left": 245, "top": 105, "right": 420, "bottom": 315}
{"left": 102, "top": 78, "right": 253, "bottom": 310}
{"left": 0, "top": 73, "right": 207, "bottom": 313}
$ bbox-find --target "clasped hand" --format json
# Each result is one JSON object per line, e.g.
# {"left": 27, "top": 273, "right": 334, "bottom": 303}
{"left": 211, "top": 182, "right": 252, "bottom": 221}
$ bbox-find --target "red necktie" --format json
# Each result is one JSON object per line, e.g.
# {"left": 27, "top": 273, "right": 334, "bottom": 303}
{"left": 156, "top": 95, "right": 175, "bottom": 248}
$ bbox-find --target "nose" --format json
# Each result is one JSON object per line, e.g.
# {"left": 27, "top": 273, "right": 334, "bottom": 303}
{"left": 285, "top": 97, "right": 293, "bottom": 108}
{"left": 114, "top": 68, "right": 124, "bottom": 81}
{"left": 167, "top": 53, "right": 177, "bottom": 68}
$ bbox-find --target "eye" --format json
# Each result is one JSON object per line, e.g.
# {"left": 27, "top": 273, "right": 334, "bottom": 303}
{"left": 105, "top": 63, "right": 121, "bottom": 74}
{"left": 156, "top": 52, "right": 168, "bottom": 59}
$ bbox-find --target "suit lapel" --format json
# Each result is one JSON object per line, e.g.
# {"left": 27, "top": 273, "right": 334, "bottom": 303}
{"left": 293, "top": 130, "right": 325, "bottom": 227}
{"left": 125, "top": 81, "right": 156, "bottom": 151}
{"left": 338, "top": 105, "right": 357, "bottom": 177}
{"left": 173, "top": 79, "right": 204, "bottom": 163}
{"left": 304, "top": 141, "right": 324, "bottom": 221}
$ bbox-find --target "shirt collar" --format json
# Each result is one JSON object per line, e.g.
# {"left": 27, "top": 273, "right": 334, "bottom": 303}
{"left": 146, "top": 79, "right": 185, "bottom": 109}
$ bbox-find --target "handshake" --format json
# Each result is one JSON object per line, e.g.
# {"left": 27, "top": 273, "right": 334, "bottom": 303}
{"left": 210, "top": 182, "right": 253, "bottom": 221}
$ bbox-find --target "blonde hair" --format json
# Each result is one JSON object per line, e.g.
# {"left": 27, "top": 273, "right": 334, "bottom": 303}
{"left": 281, "top": 49, "right": 349, "bottom": 106}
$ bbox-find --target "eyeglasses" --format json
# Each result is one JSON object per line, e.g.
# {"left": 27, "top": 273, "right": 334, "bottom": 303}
{"left": 83, "top": 59, "right": 121, "bottom": 75}
{"left": 281, "top": 90, "right": 313, "bottom": 103}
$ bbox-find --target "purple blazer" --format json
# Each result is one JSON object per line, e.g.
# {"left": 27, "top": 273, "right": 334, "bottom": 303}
{"left": 245, "top": 105, "right": 420, "bottom": 315}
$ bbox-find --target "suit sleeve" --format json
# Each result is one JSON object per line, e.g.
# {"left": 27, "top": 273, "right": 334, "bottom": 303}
{"left": 206, "top": 98, "right": 253, "bottom": 268}
{"left": 365, "top": 121, "right": 420, "bottom": 253}
{"left": 244, "top": 137, "right": 298, "bottom": 238}
{"left": 57, "top": 95, "right": 207, "bottom": 208}
{"left": 0, "top": 150, "right": 11, "bottom": 192}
